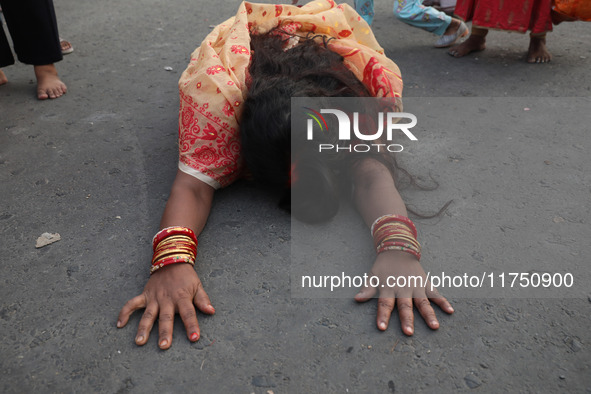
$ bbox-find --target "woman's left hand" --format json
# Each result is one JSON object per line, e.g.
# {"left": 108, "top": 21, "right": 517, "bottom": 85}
{"left": 354, "top": 250, "right": 454, "bottom": 335}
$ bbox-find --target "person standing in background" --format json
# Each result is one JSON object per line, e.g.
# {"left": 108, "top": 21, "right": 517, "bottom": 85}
{"left": 449, "top": 0, "right": 554, "bottom": 63}
{"left": 0, "top": 0, "right": 67, "bottom": 99}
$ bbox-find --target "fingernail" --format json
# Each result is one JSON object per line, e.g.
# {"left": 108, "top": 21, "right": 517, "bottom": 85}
{"left": 378, "top": 322, "right": 387, "bottom": 330}
{"left": 406, "top": 326, "right": 414, "bottom": 335}
{"left": 190, "top": 332, "right": 199, "bottom": 341}
{"left": 136, "top": 335, "right": 144, "bottom": 343}
{"left": 208, "top": 305, "right": 216, "bottom": 313}
{"left": 160, "top": 339, "right": 168, "bottom": 348}
{"left": 116, "top": 320, "right": 122, "bottom": 328}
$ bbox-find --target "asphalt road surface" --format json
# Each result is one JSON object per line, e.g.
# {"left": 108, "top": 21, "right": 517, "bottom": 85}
{"left": 1, "top": 0, "right": 589, "bottom": 392}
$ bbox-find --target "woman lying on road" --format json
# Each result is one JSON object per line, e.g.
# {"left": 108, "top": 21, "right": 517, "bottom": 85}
{"left": 117, "top": 0, "right": 454, "bottom": 350}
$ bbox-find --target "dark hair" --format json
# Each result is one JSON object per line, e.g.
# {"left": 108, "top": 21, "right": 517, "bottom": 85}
{"left": 240, "top": 32, "right": 390, "bottom": 223}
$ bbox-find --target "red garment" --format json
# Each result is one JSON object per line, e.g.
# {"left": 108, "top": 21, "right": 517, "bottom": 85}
{"left": 455, "top": 0, "right": 553, "bottom": 34}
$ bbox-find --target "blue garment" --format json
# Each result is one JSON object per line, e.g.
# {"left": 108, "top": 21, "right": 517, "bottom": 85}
{"left": 355, "top": 0, "right": 451, "bottom": 36}
{"left": 354, "top": 0, "right": 375, "bottom": 25}
{"left": 394, "top": 0, "right": 451, "bottom": 35}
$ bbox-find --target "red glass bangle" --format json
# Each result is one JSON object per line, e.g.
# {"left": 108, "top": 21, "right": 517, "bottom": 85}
{"left": 373, "top": 222, "right": 414, "bottom": 240}
{"left": 377, "top": 245, "right": 421, "bottom": 261}
{"left": 152, "top": 227, "right": 198, "bottom": 251}
{"left": 373, "top": 229, "right": 417, "bottom": 248}
{"left": 371, "top": 214, "right": 417, "bottom": 238}
{"left": 378, "top": 240, "right": 421, "bottom": 254}
{"left": 150, "top": 254, "right": 195, "bottom": 275}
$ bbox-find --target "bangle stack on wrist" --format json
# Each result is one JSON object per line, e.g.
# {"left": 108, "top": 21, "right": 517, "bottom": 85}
{"left": 371, "top": 214, "right": 421, "bottom": 261}
{"left": 150, "top": 226, "right": 198, "bottom": 275}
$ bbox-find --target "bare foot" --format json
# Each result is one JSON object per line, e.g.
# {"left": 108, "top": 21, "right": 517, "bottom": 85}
{"left": 448, "top": 34, "right": 486, "bottom": 57}
{"left": 0, "top": 69, "right": 7, "bottom": 86}
{"left": 527, "top": 36, "right": 552, "bottom": 63}
{"left": 34, "top": 64, "right": 67, "bottom": 99}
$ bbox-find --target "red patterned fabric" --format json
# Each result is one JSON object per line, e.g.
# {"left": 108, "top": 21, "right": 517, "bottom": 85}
{"left": 177, "top": 1, "right": 403, "bottom": 189}
{"left": 455, "top": 0, "right": 553, "bottom": 34}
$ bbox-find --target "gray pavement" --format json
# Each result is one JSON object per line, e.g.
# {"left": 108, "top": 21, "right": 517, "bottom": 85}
{"left": 1, "top": 0, "right": 590, "bottom": 392}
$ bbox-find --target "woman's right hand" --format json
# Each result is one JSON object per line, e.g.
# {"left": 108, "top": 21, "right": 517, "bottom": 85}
{"left": 117, "top": 263, "right": 215, "bottom": 350}
{"left": 355, "top": 251, "right": 453, "bottom": 335}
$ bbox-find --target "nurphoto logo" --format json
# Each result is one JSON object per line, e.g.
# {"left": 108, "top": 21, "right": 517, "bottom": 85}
{"left": 304, "top": 107, "right": 418, "bottom": 153}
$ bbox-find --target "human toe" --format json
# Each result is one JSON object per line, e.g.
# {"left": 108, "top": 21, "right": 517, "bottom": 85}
{"left": 37, "top": 89, "right": 49, "bottom": 100}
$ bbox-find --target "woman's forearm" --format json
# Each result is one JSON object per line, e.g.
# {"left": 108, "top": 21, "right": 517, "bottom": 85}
{"left": 353, "top": 158, "right": 407, "bottom": 226}
{"left": 159, "top": 169, "right": 215, "bottom": 236}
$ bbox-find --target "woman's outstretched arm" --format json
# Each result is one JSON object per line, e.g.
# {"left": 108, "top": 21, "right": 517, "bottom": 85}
{"left": 352, "top": 158, "right": 454, "bottom": 335}
{"left": 117, "top": 170, "right": 216, "bottom": 349}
